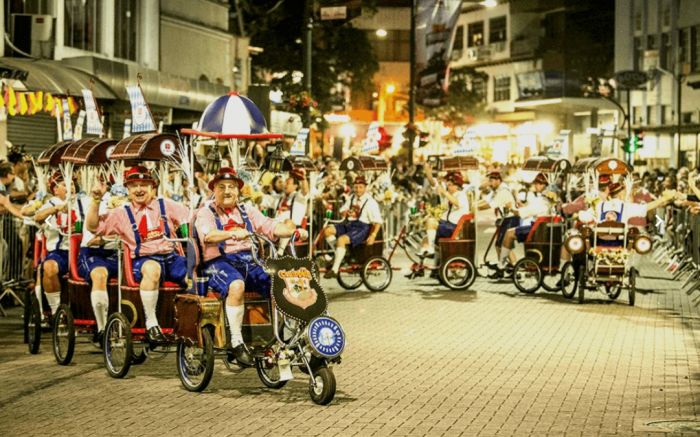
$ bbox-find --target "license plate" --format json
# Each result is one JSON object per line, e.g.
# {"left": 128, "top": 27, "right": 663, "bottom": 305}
{"left": 278, "top": 358, "right": 294, "bottom": 381}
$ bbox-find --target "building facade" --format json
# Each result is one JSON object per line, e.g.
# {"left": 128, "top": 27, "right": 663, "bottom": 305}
{"left": 616, "top": 0, "right": 700, "bottom": 169}
{"left": 0, "top": 0, "right": 250, "bottom": 154}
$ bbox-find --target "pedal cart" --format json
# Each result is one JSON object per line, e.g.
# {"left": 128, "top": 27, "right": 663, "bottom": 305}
{"left": 51, "top": 138, "right": 120, "bottom": 364}
{"left": 562, "top": 158, "right": 650, "bottom": 305}
{"left": 312, "top": 155, "right": 393, "bottom": 292}
{"left": 404, "top": 156, "right": 478, "bottom": 290}
{"left": 511, "top": 157, "right": 572, "bottom": 294}
{"left": 101, "top": 132, "right": 188, "bottom": 378}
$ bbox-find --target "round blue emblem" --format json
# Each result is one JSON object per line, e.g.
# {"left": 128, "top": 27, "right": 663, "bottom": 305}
{"left": 307, "top": 317, "right": 345, "bottom": 358}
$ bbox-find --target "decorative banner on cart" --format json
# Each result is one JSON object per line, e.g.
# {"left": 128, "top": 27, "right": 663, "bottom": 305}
{"left": 126, "top": 85, "right": 156, "bottom": 133}
{"left": 74, "top": 110, "right": 86, "bottom": 140}
{"left": 454, "top": 131, "right": 478, "bottom": 156}
{"left": 62, "top": 99, "right": 74, "bottom": 141}
{"left": 415, "top": 0, "right": 462, "bottom": 107}
{"left": 291, "top": 128, "right": 309, "bottom": 156}
{"left": 267, "top": 256, "right": 327, "bottom": 323}
{"left": 123, "top": 118, "right": 132, "bottom": 139}
{"left": 82, "top": 89, "right": 103, "bottom": 135}
{"left": 361, "top": 122, "right": 381, "bottom": 154}
{"left": 545, "top": 130, "right": 572, "bottom": 159}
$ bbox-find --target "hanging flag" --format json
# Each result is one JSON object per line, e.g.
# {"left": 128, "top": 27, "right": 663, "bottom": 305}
{"left": 291, "top": 128, "right": 309, "bottom": 156}
{"left": 81, "top": 89, "right": 103, "bottom": 136}
{"left": 123, "top": 118, "right": 132, "bottom": 138}
{"left": 6, "top": 87, "right": 16, "bottom": 116}
{"left": 18, "top": 93, "right": 29, "bottom": 115}
{"left": 28, "top": 91, "right": 42, "bottom": 114}
{"left": 125, "top": 85, "right": 156, "bottom": 133}
{"left": 44, "top": 92, "right": 54, "bottom": 112}
{"left": 361, "top": 122, "right": 381, "bottom": 154}
{"left": 74, "top": 110, "right": 86, "bottom": 140}
{"left": 67, "top": 96, "right": 78, "bottom": 114}
{"left": 62, "top": 99, "right": 74, "bottom": 141}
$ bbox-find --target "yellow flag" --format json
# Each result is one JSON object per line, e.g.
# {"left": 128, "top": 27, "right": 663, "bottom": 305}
{"left": 7, "top": 87, "right": 16, "bottom": 116}
{"left": 18, "top": 93, "right": 29, "bottom": 115}
{"left": 44, "top": 92, "right": 54, "bottom": 112}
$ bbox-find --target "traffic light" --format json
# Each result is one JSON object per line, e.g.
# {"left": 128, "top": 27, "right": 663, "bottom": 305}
{"left": 623, "top": 130, "right": 644, "bottom": 153}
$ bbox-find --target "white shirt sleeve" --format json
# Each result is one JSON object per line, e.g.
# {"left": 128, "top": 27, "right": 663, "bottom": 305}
{"left": 622, "top": 203, "right": 648, "bottom": 222}
{"left": 362, "top": 197, "right": 383, "bottom": 224}
{"left": 290, "top": 193, "right": 307, "bottom": 226}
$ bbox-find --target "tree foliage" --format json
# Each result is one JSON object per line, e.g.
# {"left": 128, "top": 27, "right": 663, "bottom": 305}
{"left": 239, "top": 0, "right": 379, "bottom": 114}
{"left": 423, "top": 67, "right": 488, "bottom": 127}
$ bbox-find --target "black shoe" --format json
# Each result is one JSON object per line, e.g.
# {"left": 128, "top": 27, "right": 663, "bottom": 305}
{"left": 429, "top": 269, "right": 439, "bottom": 279}
{"left": 488, "top": 269, "right": 504, "bottom": 280}
{"left": 323, "top": 270, "right": 338, "bottom": 279}
{"left": 228, "top": 343, "right": 254, "bottom": 367}
{"left": 146, "top": 326, "right": 167, "bottom": 343}
{"left": 92, "top": 330, "right": 104, "bottom": 348}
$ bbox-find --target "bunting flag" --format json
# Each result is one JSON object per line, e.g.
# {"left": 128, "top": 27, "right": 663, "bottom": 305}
{"left": 82, "top": 89, "right": 103, "bottom": 135}
{"left": 62, "top": 99, "right": 74, "bottom": 141}
{"left": 67, "top": 96, "right": 77, "bottom": 114}
{"left": 28, "top": 91, "right": 43, "bottom": 114}
{"left": 18, "top": 92, "right": 28, "bottom": 115}
{"left": 44, "top": 92, "right": 54, "bottom": 112}
{"left": 125, "top": 85, "right": 156, "bottom": 133}
{"left": 6, "top": 87, "right": 16, "bottom": 117}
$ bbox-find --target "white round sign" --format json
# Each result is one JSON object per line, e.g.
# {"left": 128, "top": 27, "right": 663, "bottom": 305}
{"left": 105, "top": 145, "right": 115, "bottom": 159}
{"left": 160, "top": 139, "right": 176, "bottom": 157}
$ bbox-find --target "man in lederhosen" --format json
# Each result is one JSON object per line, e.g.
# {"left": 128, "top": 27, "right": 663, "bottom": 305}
{"left": 274, "top": 168, "right": 309, "bottom": 253}
{"left": 321, "top": 175, "right": 383, "bottom": 279}
{"left": 86, "top": 166, "right": 190, "bottom": 343}
{"left": 194, "top": 167, "right": 296, "bottom": 366}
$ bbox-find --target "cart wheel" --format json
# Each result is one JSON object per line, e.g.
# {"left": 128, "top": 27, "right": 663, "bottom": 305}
{"left": 628, "top": 269, "right": 636, "bottom": 306}
{"left": 104, "top": 313, "right": 133, "bottom": 379}
{"left": 605, "top": 284, "right": 622, "bottom": 300}
{"left": 577, "top": 268, "right": 586, "bottom": 304}
{"left": 439, "top": 256, "right": 476, "bottom": 291}
{"left": 176, "top": 327, "right": 214, "bottom": 392}
{"left": 560, "top": 262, "right": 578, "bottom": 299}
{"left": 23, "top": 287, "right": 31, "bottom": 344}
{"left": 513, "top": 258, "right": 542, "bottom": 294}
{"left": 131, "top": 347, "right": 148, "bottom": 365}
{"left": 309, "top": 366, "right": 336, "bottom": 405}
{"left": 541, "top": 272, "right": 562, "bottom": 292}
{"left": 27, "top": 294, "right": 42, "bottom": 354}
{"left": 361, "top": 256, "right": 392, "bottom": 292}
{"left": 52, "top": 304, "right": 75, "bottom": 365}
{"left": 337, "top": 265, "right": 363, "bottom": 290}
{"left": 256, "top": 357, "right": 288, "bottom": 389}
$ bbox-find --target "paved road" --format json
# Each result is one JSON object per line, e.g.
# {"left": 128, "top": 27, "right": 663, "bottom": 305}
{"left": 0, "top": 249, "right": 699, "bottom": 436}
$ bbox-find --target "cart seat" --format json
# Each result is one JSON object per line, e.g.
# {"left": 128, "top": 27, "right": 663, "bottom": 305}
{"left": 68, "top": 234, "right": 118, "bottom": 285}
{"left": 525, "top": 216, "right": 563, "bottom": 243}
{"left": 439, "top": 214, "right": 475, "bottom": 242}
{"left": 122, "top": 246, "right": 183, "bottom": 290}
{"left": 349, "top": 227, "right": 384, "bottom": 263}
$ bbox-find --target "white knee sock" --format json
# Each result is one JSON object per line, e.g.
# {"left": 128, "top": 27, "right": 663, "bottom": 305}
{"left": 426, "top": 229, "right": 437, "bottom": 252}
{"left": 45, "top": 292, "right": 61, "bottom": 315}
{"left": 139, "top": 289, "right": 159, "bottom": 329}
{"left": 332, "top": 246, "right": 347, "bottom": 273}
{"left": 499, "top": 248, "right": 511, "bottom": 268}
{"left": 226, "top": 304, "right": 245, "bottom": 347}
{"left": 325, "top": 235, "right": 337, "bottom": 251}
{"left": 278, "top": 237, "right": 290, "bottom": 253}
{"left": 35, "top": 283, "right": 44, "bottom": 314}
{"left": 91, "top": 290, "right": 109, "bottom": 332}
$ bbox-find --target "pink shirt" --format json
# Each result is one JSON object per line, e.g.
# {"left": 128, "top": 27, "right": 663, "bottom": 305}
{"left": 97, "top": 198, "right": 190, "bottom": 257}
{"left": 195, "top": 201, "right": 277, "bottom": 262}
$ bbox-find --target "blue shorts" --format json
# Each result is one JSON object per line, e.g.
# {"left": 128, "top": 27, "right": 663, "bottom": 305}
{"left": 78, "top": 247, "right": 118, "bottom": 283}
{"left": 334, "top": 221, "right": 371, "bottom": 248}
{"left": 132, "top": 253, "right": 187, "bottom": 285}
{"left": 515, "top": 225, "right": 532, "bottom": 243}
{"left": 204, "top": 251, "right": 271, "bottom": 298}
{"left": 597, "top": 239, "right": 623, "bottom": 248}
{"left": 437, "top": 220, "right": 457, "bottom": 240}
{"left": 44, "top": 250, "right": 69, "bottom": 277}
{"left": 496, "top": 217, "right": 521, "bottom": 247}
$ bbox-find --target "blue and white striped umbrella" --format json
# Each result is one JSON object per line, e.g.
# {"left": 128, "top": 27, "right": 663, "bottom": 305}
{"left": 194, "top": 92, "right": 281, "bottom": 139}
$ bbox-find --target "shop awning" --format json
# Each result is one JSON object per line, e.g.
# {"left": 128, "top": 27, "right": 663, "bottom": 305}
{"left": 0, "top": 57, "right": 117, "bottom": 99}
{"left": 513, "top": 97, "right": 620, "bottom": 113}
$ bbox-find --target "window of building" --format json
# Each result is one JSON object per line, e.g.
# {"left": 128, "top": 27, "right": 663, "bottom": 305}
{"left": 114, "top": 0, "right": 137, "bottom": 61}
{"left": 368, "top": 29, "right": 410, "bottom": 62}
{"left": 647, "top": 34, "right": 657, "bottom": 50}
{"left": 632, "top": 106, "right": 644, "bottom": 125}
{"left": 663, "top": 1, "right": 671, "bottom": 27}
{"left": 660, "top": 32, "right": 671, "bottom": 69}
{"left": 489, "top": 16, "right": 506, "bottom": 44}
{"left": 647, "top": 106, "right": 658, "bottom": 126}
{"left": 661, "top": 105, "right": 671, "bottom": 124}
{"left": 493, "top": 76, "right": 511, "bottom": 102}
{"left": 467, "top": 21, "right": 484, "bottom": 47}
{"left": 682, "top": 112, "right": 694, "bottom": 124}
{"left": 472, "top": 77, "right": 486, "bottom": 102}
{"left": 634, "top": 37, "right": 643, "bottom": 70}
{"left": 64, "top": 0, "right": 99, "bottom": 52}
{"left": 634, "top": 11, "right": 642, "bottom": 32}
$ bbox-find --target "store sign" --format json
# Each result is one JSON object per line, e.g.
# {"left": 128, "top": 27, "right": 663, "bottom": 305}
{"left": 614, "top": 70, "right": 649, "bottom": 89}
{"left": 545, "top": 130, "right": 571, "bottom": 159}
{"left": 291, "top": 128, "right": 309, "bottom": 156}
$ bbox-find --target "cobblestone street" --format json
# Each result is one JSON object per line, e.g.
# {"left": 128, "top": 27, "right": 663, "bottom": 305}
{"left": 0, "top": 252, "right": 699, "bottom": 436}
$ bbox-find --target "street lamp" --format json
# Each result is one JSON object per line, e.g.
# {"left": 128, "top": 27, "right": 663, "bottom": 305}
{"left": 376, "top": 28, "right": 388, "bottom": 38}
{"left": 480, "top": 0, "right": 498, "bottom": 7}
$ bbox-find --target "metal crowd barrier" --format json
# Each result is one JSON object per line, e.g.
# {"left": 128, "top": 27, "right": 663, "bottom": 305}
{"left": 0, "top": 213, "right": 34, "bottom": 316}
{"left": 651, "top": 206, "right": 700, "bottom": 302}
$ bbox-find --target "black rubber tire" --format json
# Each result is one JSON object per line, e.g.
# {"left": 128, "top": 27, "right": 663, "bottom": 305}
{"left": 605, "top": 284, "right": 623, "bottom": 301}
{"left": 361, "top": 256, "right": 392, "bottom": 292}
{"left": 256, "top": 357, "right": 288, "bottom": 389}
{"left": 578, "top": 267, "right": 586, "bottom": 304}
{"left": 513, "top": 258, "right": 543, "bottom": 294}
{"left": 131, "top": 348, "right": 148, "bottom": 365}
{"left": 336, "top": 266, "right": 363, "bottom": 290}
{"left": 560, "top": 262, "right": 578, "bottom": 299}
{"left": 52, "top": 304, "right": 75, "bottom": 366}
{"left": 628, "top": 269, "right": 636, "bottom": 306}
{"left": 439, "top": 256, "right": 476, "bottom": 291}
{"left": 103, "top": 313, "right": 133, "bottom": 379}
{"left": 541, "top": 273, "right": 561, "bottom": 292}
{"left": 309, "top": 366, "right": 336, "bottom": 405}
{"left": 27, "top": 295, "right": 42, "bottom": 354}
{"left": 176, "top": 327, "right": 214, "bottom": 392}
{"left": 23, "top": 287, "right": 31, "bottom": 344}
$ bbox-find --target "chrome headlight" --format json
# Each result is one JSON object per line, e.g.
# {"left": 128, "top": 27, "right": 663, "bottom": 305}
{"left": 634, "top": 234, "right": 653, "bottom": 254}
{"left": 565, "top": 233, "right": 585, "bottom": 254}
{"left": 305, "top": 316, "right": 345, "bottom": 359}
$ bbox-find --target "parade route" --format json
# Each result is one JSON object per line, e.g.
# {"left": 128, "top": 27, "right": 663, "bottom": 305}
{"left": 0, "top": 254, "right": 698, "bottom": 436}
